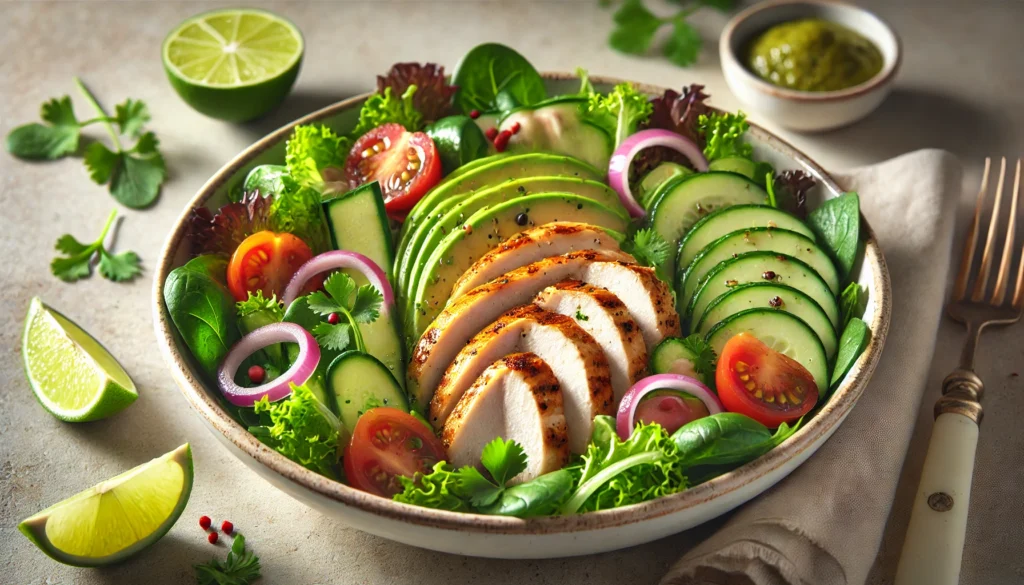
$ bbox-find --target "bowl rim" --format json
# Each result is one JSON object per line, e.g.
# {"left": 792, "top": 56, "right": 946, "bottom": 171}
{"left": 153, "top": 72, "right": 892, "bottom": 535}
{"left": 719, "top": 0, "right": 903, "bottom": 102}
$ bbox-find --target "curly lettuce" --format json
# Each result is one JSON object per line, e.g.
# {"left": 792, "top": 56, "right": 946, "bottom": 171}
{"left": 285, "top": 125, "right": 346, "bottom": 190}
{"left": 561, "top": 416, "right": 688, "bottom": 513}
{"left": 698, "top": 110, "right": 753, "bottom": 161}
{"left": 248, "top": 383, "right": 342, "bottom": 479}
{"left": 579, "top": 82, "right": 653, "bottom": 149}
{"left": 393, "top": 462, "right": 474, "bottom": 512}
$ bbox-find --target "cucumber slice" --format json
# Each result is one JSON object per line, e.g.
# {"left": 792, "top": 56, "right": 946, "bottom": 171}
{"left": 708, "top": 157, "right": 758, "bottom": 178}
{"left": 327, "top": 351, "right": 409, "bottom": 432}
{"left": 322, "top": 182, "right": 395, "bottom": 282}
{"left": 639, "top": 162, "right": 692, "bottom": 209}
{"left": 648, "top": 172, "right": 768, "bottom": 276}
{"left": 650, "top": 337, "right": 694, "bottom": 375}
{"left": 687, "top": 251, "right": 839, "bottom": 330}
{"left": 679, "top": 228, "right": 840, "bottom": 312}
{"left": 695, "top": 283, "right": 838, "bottom": 359}
{"left": 677, "top": 204, "right": 815, "bottom": 270}
{"left": 706, "top": 309, "right": 829, "bottom": 396}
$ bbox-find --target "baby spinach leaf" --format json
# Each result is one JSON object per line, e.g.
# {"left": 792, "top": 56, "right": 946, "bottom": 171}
{"left": 807, "top": 192, "right": 861, "bottom": 279}
{"left": 451, "top": 43, "right": 546, "bottom": 114}
{"left": 477, "top": 469, "right": 574, "bottom": 518}
{"left": 163, "top": 255, "right": 239, "bottom": 377}
{"left": 671, "top": 412, "right": 801, "bottom": 485}
{"left": 831, "top": 317, "right": 870, "bottom": 388}
{"left": 839, "top": 281, "right": 864, "bottom": 327}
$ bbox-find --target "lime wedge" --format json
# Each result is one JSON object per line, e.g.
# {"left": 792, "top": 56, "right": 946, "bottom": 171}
{"left": 19, "top": 444, "right": 194, "bottom": 567}
{"left": 162, "top": 8, "right": 304, "bottom": 121}
{"left": 23, "top": 298, "right": 138, "bottom": 422}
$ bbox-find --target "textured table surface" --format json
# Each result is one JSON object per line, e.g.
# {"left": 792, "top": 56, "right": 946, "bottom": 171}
{"left": 2, "top": 2, "right": 1022, "bottom": 584}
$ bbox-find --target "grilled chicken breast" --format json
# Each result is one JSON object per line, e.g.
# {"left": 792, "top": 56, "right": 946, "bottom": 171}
{"left": 408, "top": 250, "right": 679, "bottom": 411}
{"left": 534, "top": 280, "right": 647, "bottom": 403}
{"left": 431, "top": 305, "right": 613, "bottom": 454}
{"left": 448, "top": 222, "right": 626, "bottom": 301}
{"left": 442, "top": 352, "right": 570, "bottom": 483}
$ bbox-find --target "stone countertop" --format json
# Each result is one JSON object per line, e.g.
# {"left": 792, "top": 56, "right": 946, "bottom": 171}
{"left": 1, "top": 1, "right": 1021, "bottom": 583}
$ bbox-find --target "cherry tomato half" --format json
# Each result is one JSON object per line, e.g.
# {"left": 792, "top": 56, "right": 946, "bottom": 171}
{"left": 715, "top": 332, "right": 818, "bottom": 428}
{"left": 343, "top": 123, "right": 442, "bottom": 218}
{"left": 344, "top": 408, "right": 446, "bottom": 498}
{"left": 226, "top": 230, "right": 316, "bottom": 302}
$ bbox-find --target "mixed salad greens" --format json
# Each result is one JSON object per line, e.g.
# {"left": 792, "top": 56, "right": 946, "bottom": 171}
{"left": 164, "top": 43, "right": 870, "bottom": 518}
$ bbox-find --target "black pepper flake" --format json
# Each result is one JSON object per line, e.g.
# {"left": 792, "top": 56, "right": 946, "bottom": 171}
{"left": 517, "top": 185, "right": 526, "bottom": 194}
{"left": 769, "top": 296, "right": 783, "bottom": 308}
{"left": 577, "top": 203, "right": 583, "bottom": 210}
{"left": 763, "top": 270, "right": 777, "bottom": 280}
{"left": 515, "top": 212, "right": 529, "bottom": 226}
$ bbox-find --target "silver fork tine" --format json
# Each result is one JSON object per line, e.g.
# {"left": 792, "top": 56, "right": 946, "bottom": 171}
{"left": 971, "top": 157, "right": 1008, "bottom": 302}
{"left": 991, "top": 159, "right": 1022, "bottom": 305}
{"left": 954, "top": 158, "right": 991, "bottom": 301}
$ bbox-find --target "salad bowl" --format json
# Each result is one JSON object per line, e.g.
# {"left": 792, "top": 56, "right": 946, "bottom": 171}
{"left": 153, "top": 73, "right": 891, "bottom": 558}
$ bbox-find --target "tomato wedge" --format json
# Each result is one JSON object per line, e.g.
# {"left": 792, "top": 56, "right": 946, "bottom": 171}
{"left": 226, "top": 230, "right": 316, "bottom": 302}
{"left": 715, "top": 332, "right": 817, "bottom": 428}
{"left": 344, "top": 123, "right": 442, "bottom": 218}
{"left": 344, "top": 408, "right": 446, "bottom": 497}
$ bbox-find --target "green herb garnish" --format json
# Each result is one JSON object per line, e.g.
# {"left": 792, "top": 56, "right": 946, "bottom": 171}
{"left": 194, "top": 533, "right": 261, "bottom": 585}
{"left": 604, "top": 0, "right": 737, "bottom": 67}
{"left": 51, "top": 209, "right": 141, "bottom": 283}
{"left": 305, "top": 272, "right": 383, "bottom": 352}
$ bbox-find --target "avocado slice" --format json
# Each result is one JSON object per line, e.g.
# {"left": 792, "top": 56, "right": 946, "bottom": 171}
{"left": 397, "top": 153, "right": 601, "bottom": 249}
{"left": 398, "top": 176, "right": 621, "bottom": 301}
{"left": 404, "top": 193, "right": 630, "bottom": 345}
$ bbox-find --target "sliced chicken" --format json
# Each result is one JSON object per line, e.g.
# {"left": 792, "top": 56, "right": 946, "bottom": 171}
{"left": 448, "top": 222, "right": 625, "bottom": 300}
{"left": 408, "top": 250, "right": 679, "bottom": 411}
{"left": 534, "top": 280, "right": 648, "bottom": 403}
{"left": 431, "top": 305, "right": 613, "bottom": 454}
{"left": 442, "top": 352, "right": 570, "bottom": 483}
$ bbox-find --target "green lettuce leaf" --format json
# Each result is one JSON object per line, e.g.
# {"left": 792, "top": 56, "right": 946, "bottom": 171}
{"left": 579, "top": 82, "right": 653, "bottom": 149}
{"left": 248, "top": 383, "right": 342, "bottom": 479}
{"left": 698, "top": 111, "right": 753, "bottom": 161}
{"left": 393, "top": 462, "right": 474, "bottom": 512}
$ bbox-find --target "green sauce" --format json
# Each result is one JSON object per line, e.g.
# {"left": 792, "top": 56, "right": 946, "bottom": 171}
{"left": 746, "top": 19, "right": 883, "bottom": 92}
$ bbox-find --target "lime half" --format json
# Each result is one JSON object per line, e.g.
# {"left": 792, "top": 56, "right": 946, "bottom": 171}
{"left": 19, "top": 444, "right": 194, "bottom": 567}
{"left": 162, "top": 8, "right": 304, "bottom": 121}
{"left": 23, "top": 297, "right": 137, "bottom": 422}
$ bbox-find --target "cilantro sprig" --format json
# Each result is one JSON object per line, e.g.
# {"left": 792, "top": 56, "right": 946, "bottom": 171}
{"left": 679, "top": 333, "right": 717, "bottom": 387}
{"left": 6, "top": 77, "right": 166, "bottom": 208}
{"left": 194, "top": 533, "right": 261, "bottom": 585}
{"left": 623, "top": 228, "right": 672, "bottom": 278}
{"left": 604, "top": 0, "right": 737, "bottom": 67}
{"left": 51, "top": 209, "right": 141, "bottom": 283}
{"left": 305, "top": 272, "right": 383, "bottom": 353}
{"left": 455, "top": 438, "right": 529, "bottom": 507}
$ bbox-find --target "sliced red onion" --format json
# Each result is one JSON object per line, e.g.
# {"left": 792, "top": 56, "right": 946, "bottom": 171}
{"left": 218, "top": 323, "right": 320, "bottom": 407}
{"left": 607, "top": 129, "right": 709, "bottom": 218}
{"left": 616, "top": 374, "right": 723, "bottom": 440}
{"left": 283, "top": 250, "right": 394, "bottom": 312}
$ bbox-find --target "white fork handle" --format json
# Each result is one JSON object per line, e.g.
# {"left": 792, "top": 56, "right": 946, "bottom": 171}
{"left": 895, "top": 412, "right": 979, "bottom": 585}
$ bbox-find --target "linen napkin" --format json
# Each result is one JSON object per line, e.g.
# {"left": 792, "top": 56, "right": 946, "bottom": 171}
{"left": 662, "top": 149, "right": 963, "bottom": 585}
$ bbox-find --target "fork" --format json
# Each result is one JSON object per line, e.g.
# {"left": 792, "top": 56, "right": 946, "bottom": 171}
{"left": 895, "top": 157, "right": 1023, "bottom": 585}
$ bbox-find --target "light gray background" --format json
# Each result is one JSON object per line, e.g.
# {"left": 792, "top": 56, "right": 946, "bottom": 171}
{"left": 1, "top": 1, "right": 1021, "bottom": 583}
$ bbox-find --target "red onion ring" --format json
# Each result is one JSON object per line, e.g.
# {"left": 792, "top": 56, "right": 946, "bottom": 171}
{"left": 283, "top": 250, "right": 394, "bottom": 312}
{"left": 607, "top": 129, "right": 709, "bottom": 218}
{"left": 616, "top": 374, "right": 723, "bottom": 439}
{"left": 217, "top": 322, "right": 320, "bottom": 406}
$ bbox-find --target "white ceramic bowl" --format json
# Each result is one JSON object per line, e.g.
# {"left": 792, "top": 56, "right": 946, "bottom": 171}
{"left": 153, "top": 74, "right": 892, "bottom": 559}
{"left": 720, "top": 0, "right": 902, "bottom": 132}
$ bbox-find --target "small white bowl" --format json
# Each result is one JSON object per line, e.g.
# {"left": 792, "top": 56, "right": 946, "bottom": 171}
{"left": 720, "top": 0, "right": 902, "bottom": 132}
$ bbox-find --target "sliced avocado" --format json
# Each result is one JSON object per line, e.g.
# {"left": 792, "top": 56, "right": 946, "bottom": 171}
{"left": 395, "top": 153, "right": 602, "bottom": 284}
{"left": 405, "top": 193, "right": 630, "bottom": 344}
{"left": 399, "top": 176, "right": 621, "bottom": 303}
{"left": 497, "top": 100, "right": 613, "bottom": 170}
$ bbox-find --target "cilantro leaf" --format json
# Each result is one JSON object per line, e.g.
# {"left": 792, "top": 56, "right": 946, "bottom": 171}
{"left": 98, "top": 249, "right": 142, "bottom": 282}
{"left": 323, "top": 272, "right": 357, "bottom": 308}
{"left": 680, "top": 334, "right": 718, "bottom": 387}
{"left": 663, "top": 16, "right": 701, "bottom": 67}
{"left": 109, "top": 132, "right": 166, "bottom": 208}
{"left": 84, "top": 142, "right": 120, "bottom": 185}
{"left": 312, "top": 321, "right": 352, "bottom": 352}
{"left": 306, "top": 291, "right": 342, "bottom": 317}
{"left": 456, "top": 467, "right": 505, "bottom": 507}
{"left": 480, "top": 437, "right": 528, "bottom": 486}
{"left": 351, "top": 285, "right": 383, "bottom": 324}
{"left": 609, "top": 0, "right": 663, "bottom": 55}
{"left": 50, "top": 210, "right": 140, "bottom": 283}
{"left": 6, "top": 96, "right": 81, "bottom": 160}
{"left": 194, "top": 533, "right": 261, "bottom": 585}
{"left": 623, "top": 228, "right": 671, "bottom": 272}
{"left": 114, "top": 98, "right": 150, "bottom": 138}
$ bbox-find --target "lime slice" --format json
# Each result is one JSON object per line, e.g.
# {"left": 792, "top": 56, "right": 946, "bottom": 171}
{"left": 22, "top": 297, "right": 138, "bottom": 422}
{"left": 19, "top": 444, "right": 193, "bottom": 567}
{"left": 162, "top": 8, "right": 304, "bottom": 121}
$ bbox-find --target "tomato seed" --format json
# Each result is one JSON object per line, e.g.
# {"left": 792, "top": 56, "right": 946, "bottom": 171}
{"left": 199, "top": 515, "right": 212, "bottom": 530}
{"left": 248, "top": 365, "right": 266, "bottom": 384}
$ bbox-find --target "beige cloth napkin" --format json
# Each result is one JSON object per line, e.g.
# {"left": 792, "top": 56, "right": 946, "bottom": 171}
{"left": 662, "top": 149, "right": 963, "bottom": 585}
